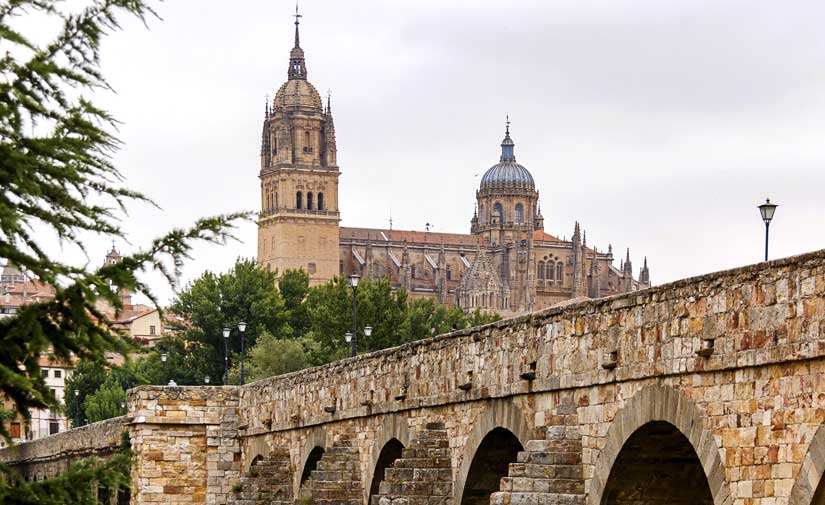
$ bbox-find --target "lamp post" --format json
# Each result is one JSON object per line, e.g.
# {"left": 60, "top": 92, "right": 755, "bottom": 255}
{"left": 347, "top": 274, "right": 360, "bottom": 357}
{"left": 758, "top": 198, "right": 778, "bottom": 262}
{"left": 204, "top": 376, "right": 211, "bottom": 385}
{"left": 160, "top": 352, "right": 168, "bottom": 385}
{"left": 238, "top": 321, "right": 248, "bottom": 385}
{"left": 222, "top": 327, "right": 230, "bottom": 384}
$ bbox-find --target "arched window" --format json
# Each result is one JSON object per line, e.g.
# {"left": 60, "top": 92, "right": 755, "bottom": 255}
{"left": 411, "top": 265, "right": 416, "bottom": 279}
{"left": 307, "top": 192, "right": 314, "bottom": 210}
{"left": 317, "top": 192, "right": 324, "bottom": 210}
{"left": 479, "top": 205, "right": 486, "bottom": 224}
{"left": 304, "top": 130, "right": 311, "bottom": 152}
{"left": 296, "top": 191, "right": 303, "bottom": 209}
{"left": 557, "top": 263, "right": 563, "bottom": 282}
{"left": 446, "top": 265, "right": 452, "bottom": 280}
{"left": 493, "top": 202, "right": 503, "bottom": 223}
{"left": 537, "top": 261, "right": 544, "bottom": 279}
{"left": 547, "top": 261, "right": 554, "bottom": 281}
{"left": 515, "top": 203, "right": 524, "bottom": 224}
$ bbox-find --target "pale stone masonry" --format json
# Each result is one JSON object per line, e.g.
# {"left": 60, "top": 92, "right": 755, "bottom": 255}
{"left": 3, "top": 249, "right": 825, "bottom": 505}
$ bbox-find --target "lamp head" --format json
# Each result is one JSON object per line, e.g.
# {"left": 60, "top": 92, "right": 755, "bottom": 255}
{"left": 344, "top": 331, "right": 352, "bottom": 343}
{"left": 160, "top": 353, "right": 167, "bottom": 363}
{"left": 238, "top": 321, "right": 247, "bottom": 333}
{"left": 758, "top": 198, "right": 778, "bottom": 224}
{"left": 204, "top": 376, "right": 211, "bottom": 384}
{"left": 364, "top": 326, "right": 372, "bottom": 337}
{"left": 348, "top": 274, "right": 361, "bottom": 289}
{"left": 223, "top": 327, "right": 230, "bottom": 339}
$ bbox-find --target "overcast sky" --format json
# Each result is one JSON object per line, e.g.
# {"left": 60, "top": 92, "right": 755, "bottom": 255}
{"left": 28, "top": 0, "right": 825, "bottom": 304}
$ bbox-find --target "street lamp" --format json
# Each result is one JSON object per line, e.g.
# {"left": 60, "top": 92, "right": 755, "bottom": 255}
{"left": 364, "top": 326, "right": 372, "bottom": 339}
{"left": 204, "top": 376, "right": 211, "bottom": 385}
{"left": 238, "top": 322, "right": 248, "bottom": 385}
{"left": 348, "top": 274, "right": 360, "bottom": 357}
{"left": 758, "top": 198, "right": 778, "bottom": 261}
{"left": 344, "top": 331, "right": 352, "bottom": 345}
{"left": 160, "top": 352, "right": 168, "bottom": 385}
{"left": 222, "top": 327, "right": 230, "bottom": 384}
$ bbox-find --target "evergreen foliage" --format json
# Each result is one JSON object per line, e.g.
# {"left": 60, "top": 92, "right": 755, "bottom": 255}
{"left": 84, "top": 378, "right": 126, "bottom": 423}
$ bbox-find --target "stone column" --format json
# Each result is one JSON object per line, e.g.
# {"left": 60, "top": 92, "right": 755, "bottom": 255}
{"left": 128, "top": 386, "right": 240, "bottom": 505}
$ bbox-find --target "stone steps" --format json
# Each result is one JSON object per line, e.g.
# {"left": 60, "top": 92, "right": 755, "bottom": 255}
{"left": 491, "top": 401, "right": 585, "bottom": 505}
{"left": 372, "top": 422, "right": 453, "bottom": 505}
{"left": 304, "top": 429, "right": 364, "bottom": 505}
{"left": 228, "top": 451, "right": 293, "bottom": 505}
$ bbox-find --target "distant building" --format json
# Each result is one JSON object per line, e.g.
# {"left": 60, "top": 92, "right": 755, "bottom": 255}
{"left": 256, "top": 14, "right": 651, "bottom": 317}
{"left": 0, "top": 246, "right": 163, "bottom": 444}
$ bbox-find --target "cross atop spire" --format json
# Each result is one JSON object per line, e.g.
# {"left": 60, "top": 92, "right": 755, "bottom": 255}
{"left": 293, "top": 2, "right": 302, "bottom": 48}
{"left": 500, "top": 115, "right": 515, "bottom": 162}
{"left": 505, "top": 114, "right": 510, "bottom": 135}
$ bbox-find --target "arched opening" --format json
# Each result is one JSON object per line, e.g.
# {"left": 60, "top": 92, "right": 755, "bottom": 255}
{"left": 601, "top": 421, "right": 712, "bottom": 505}
{"left": 515, "top": 203, "right": 524, "bottom": 224}
{"left": 317, "top": 192, "right": 324, "bottom": 210}
{"left": 369, "top": 438, "right": 405, "bottom": 502}
{"left": 547, "top": 261, "right": 554, "bottom": 281}
{"left": 307, "top": 192, "right": 314, "bottom": 210}
{"left": 556, "top": 263, "right": 563, "bottom": 283}
{"left": 460, "top": 427, "right": 523, "bottom": 505}
{"left": 300, "top": 446, "right": 325, "bottom": 486}
{"left": 493, "top": 203, "right": 503, "bottom": 223}
{"left": 537, "top": 261, "right": 544, "bottom": 279}
{"left": 296, "top": 191, "right": 303, "bottom": 209}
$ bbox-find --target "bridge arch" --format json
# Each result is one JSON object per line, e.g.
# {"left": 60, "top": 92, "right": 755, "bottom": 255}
{"left": 454, "top": 399, "right": 534, "bottom": 505}
{"left": 789, "top": 422, "right": 825, "bottom": 505}
{"left": 295, "top": 427, "right": 327, "bottom": 497}
{"left": 366, "top": 415, "right": 411, "bottom": 504}
{"left": 588, "top": 385, "right": 730, "bottom": 505}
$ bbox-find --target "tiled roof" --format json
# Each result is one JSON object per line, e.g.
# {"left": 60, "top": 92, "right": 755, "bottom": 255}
{"left": 341, "top": 227, "right": 480, "bottom": 247}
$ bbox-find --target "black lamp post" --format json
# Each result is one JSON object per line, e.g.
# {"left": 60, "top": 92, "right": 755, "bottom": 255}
{"left": 238, "top": 321, "right": 248, "bottom": 385}
{"left": 347, "top": 274, "right": 361, "bottom": 357}
{"left": 222, "top": 327, "right": 230, "bottom": 384}
{"left": 160, "top": 352, "right": 167, "bottom": 385}
{"left": 758, "top": 198, "right": 778, "bottom": 261}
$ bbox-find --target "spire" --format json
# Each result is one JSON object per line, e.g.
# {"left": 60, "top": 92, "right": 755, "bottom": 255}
{"left": 287, "top": 5, "right": 307, "bottom": 80}
{"left": 326, "top": 89, "right": 332, "bottom": 113}
{"left": 293, "top": 3, "right": 302, "bottom": 48}
{"left": 500, "top": 115, "right": 516, "bottom": 162}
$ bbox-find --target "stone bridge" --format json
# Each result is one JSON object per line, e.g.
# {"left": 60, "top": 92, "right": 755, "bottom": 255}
{"left": 4, "top": 250, "right": 825, "bottom": 505}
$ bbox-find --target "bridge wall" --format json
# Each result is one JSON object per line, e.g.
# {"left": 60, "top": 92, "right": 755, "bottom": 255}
{"left": 0, "top": 415, "right": 127, "bottom": 480}
{"left": 2, "top": 249, "right": 825, "bottom": 505}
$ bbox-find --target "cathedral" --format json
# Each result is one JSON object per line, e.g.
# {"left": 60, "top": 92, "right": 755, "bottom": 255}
{"left": 256, "top": 14, "right": 651, "bottom": 317}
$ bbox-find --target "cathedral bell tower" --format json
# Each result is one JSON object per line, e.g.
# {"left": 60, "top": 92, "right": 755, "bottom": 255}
{"left": 257, "top": 10, "right": 340, "bottom": 285}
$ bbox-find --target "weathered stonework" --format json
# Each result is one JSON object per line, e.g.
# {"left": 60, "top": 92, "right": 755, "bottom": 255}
{"left": 4, "top": 249, "right": 825, "bottom": 505}
{"left": 0, "top": 415, "right": 126, "bottom": 480}
{"left": 128, "top": 386, "right": 240, "bottom": 505}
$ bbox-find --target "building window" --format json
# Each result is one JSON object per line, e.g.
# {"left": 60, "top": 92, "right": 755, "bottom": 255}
{"left": 274, "top": 192, "right": 278, "bottom": 209}
{"left": 537, "top": 261, "right": 544, "bottom": 279}
{"left": 479, "top": 205, "right": 485, "bottom": 224}
{"left": 446, "top": 265, "right": 452, "bottom": 281}
{"left": 411, "top": 265, "right": 416, "bottom": 279}
{"left": 54, "top": 370, "right": 61, "bottom": 379}
{"left": 339, "top": 260, "right": 344, "bottom": 274}
{"left": 493, "top": 202, "right": 503, "bottom": 223}
{"left": 307, "top": 192, "right": 314, "bottom": 210}
{"left": 308, "top": 262, "right": 317, "bottom": 274}
{"left": 317, "top": 192, "right": 324, "bottom": 210}
{"left": 547, "top": 261, "right": 554, "bottom": 281}
{"left": 515, "top": 203, "right": 524, "bottom": 224}
{"left": 49, "top": 422, "right": 59, "bottom": 435}
{"left": 41, "top": 369, "right": 48, "bottom": 378}
{"left": 149, "top": 325, "right": 156, "bottom": 335}
{"left": 557, "top": 263, "right": 563, "bottom": 282}
{"left": 296, "top": 191, "right": 303, "bottom": 209}
{"left": 304, "top": 130, "right": 311, "bottom": 152}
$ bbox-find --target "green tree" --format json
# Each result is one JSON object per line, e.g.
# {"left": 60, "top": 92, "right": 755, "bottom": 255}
{"left": 279, "top": 269, "right": 310, "bottom": 338}
{"left": 83, "top": 379, "right": 127, "bottom": 423}
{"left": 0, "top": 0, "right": 246, "bottom": 440}
{"left": 169, "top": 259, "right": 291, "bottom": 384}
{"left": 228, "top": 330, "right": 310, "bottom": 383}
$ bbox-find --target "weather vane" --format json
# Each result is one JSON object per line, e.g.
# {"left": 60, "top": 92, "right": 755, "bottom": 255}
{"left": 293, "top": 2, "right": 302, "bottom": 25}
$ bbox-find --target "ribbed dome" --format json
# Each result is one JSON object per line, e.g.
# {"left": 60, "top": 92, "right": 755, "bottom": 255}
{"left": 273, "top": 79, "right": 323, "bottom": 111}
{"left": 480, "top": 161, "right": 535, "bottom": 188}
{"left": 480, "top": 126, "right": 535, "bottom": 190}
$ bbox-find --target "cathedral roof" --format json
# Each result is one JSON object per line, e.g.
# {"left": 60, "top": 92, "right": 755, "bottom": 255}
{"left": 480, "top": 121, "right": 535, "bottom": 190}
{"left": 341, "top": 227, "right": 480, "bottom": 247}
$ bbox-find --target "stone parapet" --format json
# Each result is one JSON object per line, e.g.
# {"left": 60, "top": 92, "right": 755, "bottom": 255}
{"left": 239, "top": 249, "right": 825, "bottom": 435}
{"left": 0, "top": 415, "right": 127, "bottom": 480}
